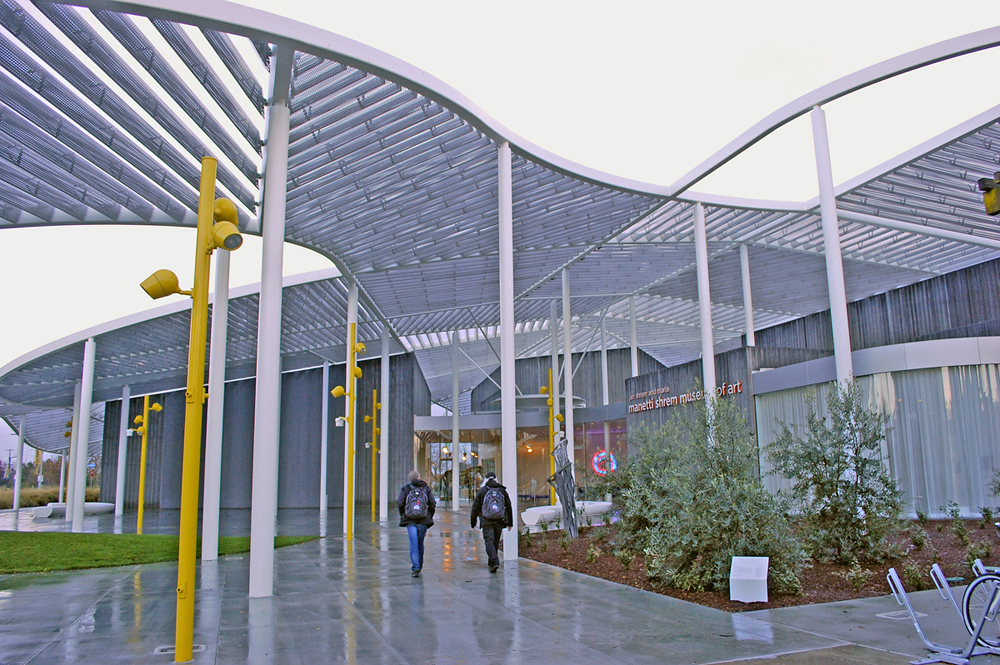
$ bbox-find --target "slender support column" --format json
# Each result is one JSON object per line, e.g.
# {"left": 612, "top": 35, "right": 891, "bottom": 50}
{"left": 629, "top": 296, "right": 638, "bottom": 377}
{"left": 379, "top": 325, "right": 390, "bottom": 522}
{"left": 114, "top": 385, "right": 131, "bottom": 517}
{"left": 562, "top": 269, "right": 575, "bottom": 479}
{"left": 451, "top": 331, "right": 460, "bottom": 511}
{"left": 693, "top": 203, "right": 716, "bottom": 400}
{"left": 740, "top": 244, "right": 755, "bottom": 347}
{"left": 65, "top": 381, "right": 81, "bottom": 521}
{"left": 601, "top": 319, "right": 611, "bottom": 452}
{"left": 811, "top": 106, "right": 853, "bottom": 385}
{"left": 498, "top": 142, "right": 518, "bottom": 559}
{"left": 72, "top": 337, "right": 96, "bottom": 533}
{"left": 249, "top": 47, "right": 292, "bottom": 599}
{"left": 13, "top": 416, "right": 24, "bottom": 512}
{"left": 202, "top": 250, "right": 231, "bottom": 561}
{"left": 343, "top": 282, "right": 359, "bottom": 538}
{"left": 58, "top": 452, "right": 65, "bottom": 504}
{"left": 550, "top": 301, "right": 560, "bottom": 421}
{"left": 320, "top": 361, "right": 330, "bottom": 516}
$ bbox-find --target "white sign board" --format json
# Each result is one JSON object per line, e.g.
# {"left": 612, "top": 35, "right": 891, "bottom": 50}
{"left": 730, "top": 556, "right": 769, "bottom": 603}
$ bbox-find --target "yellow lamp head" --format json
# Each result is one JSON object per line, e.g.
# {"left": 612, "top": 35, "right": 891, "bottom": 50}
{"left": 140, "top": 269, "right": 183, "bottom": 300}
{"left": 331, "top": 385, "right": 346, "bottom": 398}
{"left": 150, "top": 402, "right": 163, "bottom": 412}
{"left": 64, "top": 431, "right": 71, "bottom": 438}
{"left": 211, "top": 220, "right": 243, "bottom": 251}
{"left": 555, "top": 413, "right": 564, "bottom": 422}
{"left": 364, "top": 415, "right": 372, "bottom": 423}
{"left": 65, "top": 421, "right": 73, "bottom": 428}
{"left": 135, "top": 426, "right": 145, "bottom": 435}
{"left": 353, "top": 367, "right": 362, "bottom": 379}
{"left": 134, "top": 415, "right": 144, "bottom": 425}
{"left": 376, "top": 402, "right": 381, "bottom": 410}
{"left": 540, "top": 386, "right": 548, "bottom": 394}
{"left": 355, "top": 342, "right": 366, "bottom": 354}
{"left": 213, "top": 197, "right": 238, "bottom": 224}
{"left": 546, "top": 398, "right": 553, "bottom": 406}
{"left": 374, "top": 427, "right": 380, "bottom": 436}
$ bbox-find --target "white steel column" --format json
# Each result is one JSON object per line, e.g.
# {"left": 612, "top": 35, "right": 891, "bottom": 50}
{"left": 629, "top": 296, "right": 638, "bottom": 377}
{"left": 320, "top": 361, "right": 330, "bottom": 516}
{"left": 550, "top": 300, "right": 560, "bottom": 422}
{"left": 740, "top": 244, "right": 755, "bottom": 347}
{"left": 65, "top": 381, "right": 81, "bottom": 521}
{"left": 343, "top": 281, "right": 359, "bottom": 535}
{"left": 600, "top": 318, "right": 611, "bottom": 451}
{"left": 12, "top": 416, "right": 24, "bottom": 512}
{"left": 562, "top": 269, "right": 575, "bottom": 478}
{"left": 451, "top": 331, "right": 460, "bottom": 511}
{"left": 811, "top": 106, "right": 853, "bottom": 385}
{"left": 249, "top": 48, "right": 292, "bottom": 599}
{"left": 114, "top": 385, "right": 131, "bottom": 517}
{"left": 202, "top": 250, "right": 231, "bottom": 561}
{"left": 58, "top": 452, "right": 66, "bottom": 503}
{"left": 379, "top": 325, "right": 390, "bottom": 522}
{"left": 72, "top": 337, "right": 96, "bottom": 533}
{"left": 693, "top": 203, "right": 716, "bottom": 400}
{"left": 498, "top": 142, "right": 518, "bottom": 559}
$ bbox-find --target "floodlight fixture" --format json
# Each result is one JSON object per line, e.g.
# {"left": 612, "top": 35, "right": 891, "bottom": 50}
{"left": 141, "top": 269, "right": 189, "bottom": 300}
{"left": 331, "top": 385, "right": 346, "bottom": 398}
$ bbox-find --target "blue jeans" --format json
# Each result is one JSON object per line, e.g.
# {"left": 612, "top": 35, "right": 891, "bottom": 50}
{"left": 407, "top": 524, "right": 428, "bottom": 572}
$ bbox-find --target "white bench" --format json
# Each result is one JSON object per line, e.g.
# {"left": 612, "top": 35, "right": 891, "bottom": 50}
{"left": 521, "top": 500, "right": 613, "bottom": 532}
{"left": 32, "top": 502, "right": 115, "bottom": 518}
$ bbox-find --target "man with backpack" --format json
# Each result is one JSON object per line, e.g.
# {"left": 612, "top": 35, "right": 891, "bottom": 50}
{"left": 470, "top": 471, "right": 513, "bottom": 573}
{"left": 398, "top": 470, "right": 436, "bottom": 577}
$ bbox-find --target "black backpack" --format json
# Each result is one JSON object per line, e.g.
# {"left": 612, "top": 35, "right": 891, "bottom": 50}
{"left": 481, "top": 487, "right": 506, "bottom": 521}
{"left": 404, "top": 485, "right": 429, "bottom": 519}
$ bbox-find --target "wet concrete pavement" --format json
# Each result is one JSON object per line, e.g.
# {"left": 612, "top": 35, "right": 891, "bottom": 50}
{"left": 1, "top": 507, "right": 998, "bottom": 664}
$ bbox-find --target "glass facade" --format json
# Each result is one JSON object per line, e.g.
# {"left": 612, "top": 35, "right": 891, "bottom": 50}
{"left": 414, "top": 419, "right": 629, "bottom": 509}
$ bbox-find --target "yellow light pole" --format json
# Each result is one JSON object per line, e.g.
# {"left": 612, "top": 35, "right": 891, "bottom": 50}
{"left": 540, "top": 368, "right": 563, "bottom": 505}
{"left": 133, "top": 395, "right": 162, "bottom": 535}
{"left": 364, "top": 389, "right": 381, "bottom": 523}
{"left": 139, "top": 157, "right": 242, "bottom": 663}
{"left": 332, "top": 329, "right": 365, "bottom": 540}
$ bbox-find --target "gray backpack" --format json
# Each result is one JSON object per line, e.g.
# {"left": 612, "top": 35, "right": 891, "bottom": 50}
{"left": 481, "top": 487, "right": 506, "bottom": 521}
{"left": 405, "top": 485, "right": 429, "bottom": 519}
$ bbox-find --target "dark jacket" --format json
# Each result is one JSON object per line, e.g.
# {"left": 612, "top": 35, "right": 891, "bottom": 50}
{"left": 470, "top": 479, "right": 513, "bottom": 528}
{"left": 398, "top": 479, "right": 436, "bottom": 527}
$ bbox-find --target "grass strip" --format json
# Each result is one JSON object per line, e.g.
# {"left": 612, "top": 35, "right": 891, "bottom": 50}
{"left": 0, "top": 532, "right": 317, "bottom": 574}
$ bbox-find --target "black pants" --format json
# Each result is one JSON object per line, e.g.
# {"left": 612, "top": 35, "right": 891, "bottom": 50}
{"left": 482, "top": 523, "right": 503, "bottom": 568}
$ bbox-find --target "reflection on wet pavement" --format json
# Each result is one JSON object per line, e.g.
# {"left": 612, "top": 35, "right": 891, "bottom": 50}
{"left": 0, "top": 508, "right": 992, "bottom": 664}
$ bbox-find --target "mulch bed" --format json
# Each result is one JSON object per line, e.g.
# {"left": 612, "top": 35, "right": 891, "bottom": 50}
{"left": 518, "top": 518, "right": 1000, "bottom": 612}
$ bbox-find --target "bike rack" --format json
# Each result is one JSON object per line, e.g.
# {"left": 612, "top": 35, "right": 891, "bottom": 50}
{"left": 931, "top": 563, "right": 963, "bottom": 619}
{"left": 887, "top": 567, "right": 999, "bottom": 664}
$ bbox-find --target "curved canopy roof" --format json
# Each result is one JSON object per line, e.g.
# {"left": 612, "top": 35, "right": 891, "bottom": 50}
{"left": 2, "top": 0, "right": 1000, "bottom": 449}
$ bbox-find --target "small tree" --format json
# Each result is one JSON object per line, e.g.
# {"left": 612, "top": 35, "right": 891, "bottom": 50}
{"left": 766, "top": 380, "right": 902, "bottom": 563}
{"left": 613, "top": 395, "right": 805, "bottom": 594}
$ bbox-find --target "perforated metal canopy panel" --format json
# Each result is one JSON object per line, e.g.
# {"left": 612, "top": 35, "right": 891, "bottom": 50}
{"left": 1, "top": 0, "right": 1000, "bottom": 449}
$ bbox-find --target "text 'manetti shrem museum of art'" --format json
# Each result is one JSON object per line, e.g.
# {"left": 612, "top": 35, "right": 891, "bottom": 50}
{"left": 2, "top": 0, "right": 1000, "bottom": 599}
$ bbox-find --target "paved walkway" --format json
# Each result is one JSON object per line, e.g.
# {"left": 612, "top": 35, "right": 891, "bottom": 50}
{"left": 1, "top": 507, "right": 998, "bottom": 664}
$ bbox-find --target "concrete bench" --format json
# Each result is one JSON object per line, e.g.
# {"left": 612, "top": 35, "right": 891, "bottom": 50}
{"left": 521, "top": 500, "right": 613, "bottom": 532}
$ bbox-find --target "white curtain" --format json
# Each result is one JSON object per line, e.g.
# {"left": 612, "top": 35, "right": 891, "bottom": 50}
{"left": 755, "top": 366, "right": 1000, "bottom": 518}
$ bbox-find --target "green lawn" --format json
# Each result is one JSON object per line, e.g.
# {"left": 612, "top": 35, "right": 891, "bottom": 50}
{"left": 0, "top": 532, "right": 318, "bottom": 574}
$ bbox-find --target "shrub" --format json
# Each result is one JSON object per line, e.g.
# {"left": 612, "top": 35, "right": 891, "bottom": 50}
{"left": 911, "top": 528, "right": 928, "bottom": 551}
{"left": 612, "top": 395, "right": 805, "bottom": 595}
{"left": 917, "top": 510, "right": 929, "bottom": 525}
{"left": 586, "top": 544, "right": 601, "bottom": 563}
{"left": 947, "top": 502, "right": 970, "bottom": 547}
{"left": 981, "top": 507, "right": 994, "bottom": 530}
{"left": 520, "top": 528, "right": 533, "bottom": 549}
{"left": 967, "top": 541, "right": 992, "bottom": 569}
{"left": 766, "top": 380, "right": 903, "bottom": 563}
{"left": 613, "top": 549, "right": 634, "bottom": 570}
{"left": 559, "top": 533, "right": 571, "bottom": 552}
{"left": 838, "top": 560, "right": 873, "bottom": 591}
{"left": 902, "top": 562, "right": 928, "bottom": 591}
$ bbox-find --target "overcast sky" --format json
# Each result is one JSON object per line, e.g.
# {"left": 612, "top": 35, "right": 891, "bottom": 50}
{"left": 1, "top": 0, "right": 997, "bottom": 452}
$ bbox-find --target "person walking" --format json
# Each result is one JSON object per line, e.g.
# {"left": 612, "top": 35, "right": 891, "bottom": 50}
{"left": 398, "top": 470, "right": 436, "bottom": 577}
{"left": 470, "top": 471, "right": 513, "bottom": 573}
